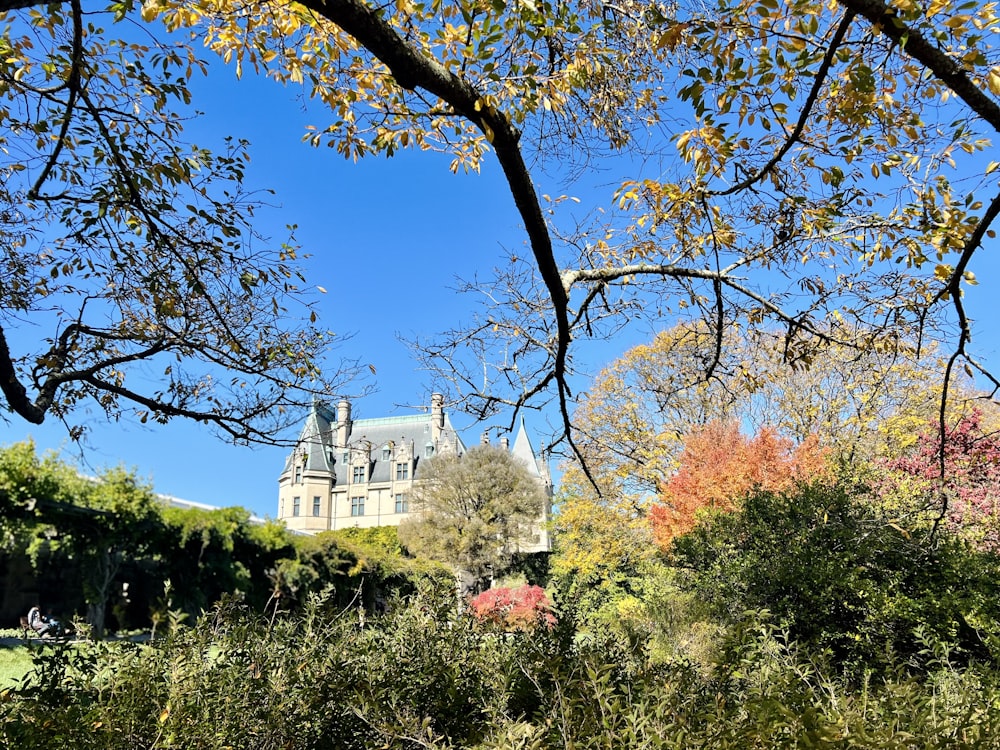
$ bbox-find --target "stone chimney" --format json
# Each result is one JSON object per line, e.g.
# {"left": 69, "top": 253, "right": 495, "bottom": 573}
{"left": 430, "top": 392, "right": 444, "bottom": 444}
{"left": 500, "top": 436, "right": 509, "bottom": 450}
{"left": 481, "top": 430, "right": 490, "bottom": 445}
{"left": 336, "top": 399, "right": 351, "bottom": 447}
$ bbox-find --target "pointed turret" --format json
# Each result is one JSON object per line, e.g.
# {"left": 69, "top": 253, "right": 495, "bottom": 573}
{"left": 511, "top": 418, "right": 542, "bottom": 478}
{"left": 283, "top": 400, "right": 336, "bottom": 474}
{"left": 509, "top": 417, "right": 552, "bottom": 552}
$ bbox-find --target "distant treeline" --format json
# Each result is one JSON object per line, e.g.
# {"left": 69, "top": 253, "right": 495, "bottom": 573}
{"left": 0, "top": 441, "right": 449, "bottom": 637}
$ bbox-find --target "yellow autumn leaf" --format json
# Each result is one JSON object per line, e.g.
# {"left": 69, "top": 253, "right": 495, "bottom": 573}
{"left": 988, "top": 68, "right": 1000, "bottom": 97}
{"left": 926, "top": 0, "right": 949, "bottom": 16}
{"left": 140, "top": 1, "right": 159, "bottom": 22}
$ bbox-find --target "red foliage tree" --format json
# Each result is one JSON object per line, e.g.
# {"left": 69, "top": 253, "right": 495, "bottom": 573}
{"left": 650, "top": 421, "right": 829, "bottom": 548}
{"left": 878, "top": 411, "right": 1000, "bottom": 548}
{"left": 468, "top": 584, "right": 557, "bottom": 630}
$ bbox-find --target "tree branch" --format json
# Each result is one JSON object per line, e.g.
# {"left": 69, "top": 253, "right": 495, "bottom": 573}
{"left": 0, "top": 0, "right": 48, "bottom": 12}
{"left": 297, "top": 0, "right": 588, "bottom": 478}
{"left": 836, "top": 0, "right": 1000, "bottom": 132}
{"left": 711, "top": 9, "right": 857, "bottom": 197}
{"left": 0, "top": 325, "right": 45, "bottom": 423}
{"left": 934, "top": 186, "right": 1000, "bottom": 306}
{"left": 561, "top": 262, "right": 729, "bottom": 290}
{"left": 26, "top": 0, "right": 83, "bottom": 200}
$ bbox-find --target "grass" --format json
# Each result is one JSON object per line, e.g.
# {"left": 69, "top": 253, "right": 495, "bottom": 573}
{"left": 0, "top": 646, "right": 34, "bottom": 690}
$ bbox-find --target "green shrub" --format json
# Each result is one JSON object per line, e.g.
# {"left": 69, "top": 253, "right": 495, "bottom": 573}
{"left": 5, "top": 583, "right": 1000, "bottom": 748}
{"left": 0, "top": 586, "right": 569, "bottom": 748}
{"left": 670, "top": 483, "right": 1000, "bottom": 675}
{"left": 274, "top": 530, "right": 452, "bottom": 615}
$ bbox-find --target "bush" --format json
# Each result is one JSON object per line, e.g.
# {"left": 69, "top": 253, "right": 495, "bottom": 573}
{"left": 469, "top": 584, "right": 556, "bottom": 630}
{"left": 670, "top": 482, "right": 1000, "bottom": 675}
{"left": 4, "top": 589, "right": 1000, "bottom": 747}
{"left": 0, "top": 586, "right": 571, "bottom": 748}
{"left": 273, "top": 530, "right": 452, "bottom": 615}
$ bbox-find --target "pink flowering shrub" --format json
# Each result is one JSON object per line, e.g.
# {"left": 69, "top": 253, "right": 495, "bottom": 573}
{"left": 469, "top": 585, "right": 557, "bottom": 631}
{"left": 878, "top": 411, "right": 1000, "bottom": 549}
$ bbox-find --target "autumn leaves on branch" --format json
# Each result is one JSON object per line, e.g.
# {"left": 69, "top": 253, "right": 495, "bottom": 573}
{"left": 1, "top": 0, "right": 999, "bottom": 458}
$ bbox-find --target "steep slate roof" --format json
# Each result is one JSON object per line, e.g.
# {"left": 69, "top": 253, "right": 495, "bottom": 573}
{"left": 510, "top": 417, "right": 542, "bottom": 478}
{"left": 335, "top": 413, "right": 466, "bottom": 487}
{"left": 283, "top": 401, "right": 337, "bottom": 474}
{"left": 285, "top": 401, "right": 467, "bottom": 487}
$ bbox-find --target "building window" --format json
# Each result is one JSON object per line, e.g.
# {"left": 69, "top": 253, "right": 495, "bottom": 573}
{"left": 382, "top": 446, "right": 391, "bottom": 461}
{"left": 353, "top": 465, "right": 366, "bottom": 483}
{"left": 395, "top": 494, "right": 408, "bottom": 513}
{"left": 425, "top": 444, "right": 434, "bottom": 458}
{"left": 292, "top": 497, "right": 301, "bottom": 517}
{"left": 351, "top": 496, "right": 365, "bottom": 516}
{"left": 342, "top": 452, "right": 349, "bottom": 465}
{"left": 312, "top": 496, "right": 321, "bottom": 516}
{"left": 294, "top": 465, "right": 302, "bottom": 484}
{"left": 396, "top": 462, "right": 409, "bottom": 481}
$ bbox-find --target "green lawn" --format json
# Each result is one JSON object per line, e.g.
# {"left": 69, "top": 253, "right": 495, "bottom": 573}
{"left": 0, "top": 646, "right": 34, "bottom": 690}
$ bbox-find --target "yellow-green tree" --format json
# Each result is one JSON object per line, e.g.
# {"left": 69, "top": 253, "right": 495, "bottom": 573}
{"left": 565, "top": 324, "right": 957, "bottom": 491}
{"left": 550, "top": 324, "right": 982, "bottom": 600}
{"left": 398, "top": 445, "right": 546, "bottom": 593}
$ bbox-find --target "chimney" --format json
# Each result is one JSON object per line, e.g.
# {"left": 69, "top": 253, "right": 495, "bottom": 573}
{"left": 431, "top": 392, "right": 444, "bottom": 444}
{"left": 500, "top": 436, "right": 509, "bottom": 450}
{"left": 481, "top": 430, "right": 490, "bottom": 445}
{"left": 336, "top": 399, "right": 351, "bottom": 447}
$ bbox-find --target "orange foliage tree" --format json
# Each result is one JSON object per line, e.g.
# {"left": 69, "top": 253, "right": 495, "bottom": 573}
{"left": 650, "top": 422, "right": 829, "bottom": 549}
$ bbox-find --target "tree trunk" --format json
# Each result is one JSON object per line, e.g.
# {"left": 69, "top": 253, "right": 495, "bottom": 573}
{"left": 85, "top": 548, "right": 120, "bottom": 639}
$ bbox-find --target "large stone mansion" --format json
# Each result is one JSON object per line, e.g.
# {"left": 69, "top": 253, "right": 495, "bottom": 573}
{"left": 277, "top": 394, "right": 552, "bottom": 551}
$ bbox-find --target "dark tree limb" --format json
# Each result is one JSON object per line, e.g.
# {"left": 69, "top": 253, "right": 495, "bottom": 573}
{"left": 0, "top": 325, "right": 45, "bottom": 424}
{"left": 26, "top": 0, "right": 83, "bottom": 199}
{"left": 711, "top": 9, "right": 857, "bottom": 197}
{"left": 837, "top": 0, "right": 1000, "bottom": 132}
{"left": 295, "top": 0, "right": 598, "bottom": 479}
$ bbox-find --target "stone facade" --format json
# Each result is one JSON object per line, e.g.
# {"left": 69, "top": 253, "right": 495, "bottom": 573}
{"left": 277, "top": 394, "right": 552, "bottom": 551}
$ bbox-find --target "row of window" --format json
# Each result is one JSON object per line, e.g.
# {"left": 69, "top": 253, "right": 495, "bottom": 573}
{"left": 294, "top": 462, "right": 411, "bottom": 485}
{"left": 383, "top": 445, "right": 434, "bottom": 460}
{"left": 289, "top": 494, "right": 409, "bottom": 517}
{"left": 356, "top": 462, "right": 409, "bottom": 482}
{"left": 290, "top": 496, "right": 321, "bottom": 517}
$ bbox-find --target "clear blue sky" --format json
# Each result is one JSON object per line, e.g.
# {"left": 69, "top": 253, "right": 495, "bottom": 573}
{"left": 2, "top": 51, "right": 591, "bottom": 518}
{"left": 4, "top": 23, "right": 1000, "bottom": 519}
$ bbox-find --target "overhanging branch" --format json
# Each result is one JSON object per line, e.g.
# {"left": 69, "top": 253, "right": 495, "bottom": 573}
{"left": 836, "top": 0, "right": 1000, "bottom": 132}
{"left": 297, "top": 0, "right": 594, "bottom": 478}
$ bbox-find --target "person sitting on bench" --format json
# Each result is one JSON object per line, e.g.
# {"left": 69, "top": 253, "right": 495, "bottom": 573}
{"left": 27, "top": 606, "right": 54, "bottom": 637}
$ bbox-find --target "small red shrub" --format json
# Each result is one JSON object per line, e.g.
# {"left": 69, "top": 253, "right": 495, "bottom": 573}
{"left": 469, "top": 584, "right": 556, "bottom": 630}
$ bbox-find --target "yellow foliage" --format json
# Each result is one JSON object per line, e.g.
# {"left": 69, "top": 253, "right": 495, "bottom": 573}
{"left": 551, "top": 467, "right": 657, "bottom": 580}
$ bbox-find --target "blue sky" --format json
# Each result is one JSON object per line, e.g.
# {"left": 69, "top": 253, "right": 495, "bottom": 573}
{"left": 2, "top": 53, "right": 587, "bottom": 519}
{"left": 4, "top": 21, "right": 1000, "bottom": 520}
